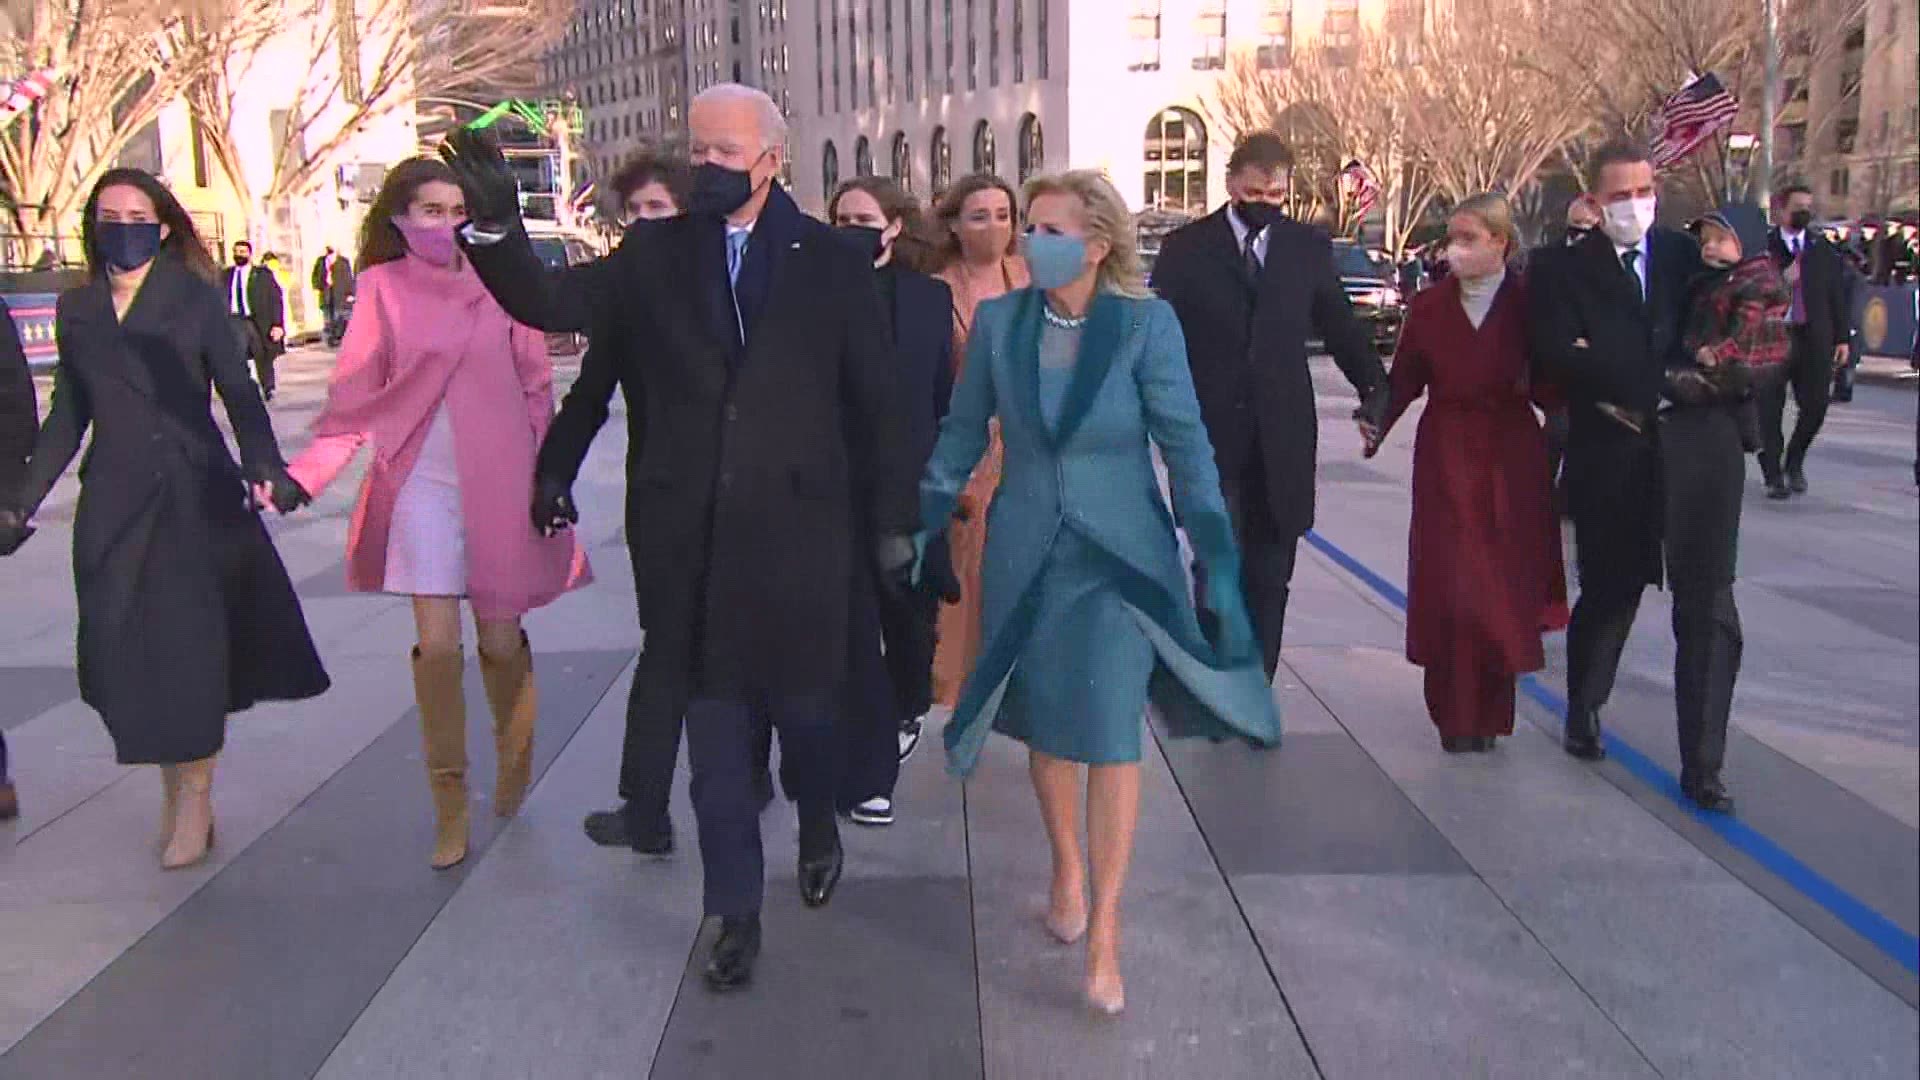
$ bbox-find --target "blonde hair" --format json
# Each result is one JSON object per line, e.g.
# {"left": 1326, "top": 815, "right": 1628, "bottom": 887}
{"left": 1021, "top": 170, "right": 1151, "bottom": 299}
{"left": 1451, "top": 192, "right": 1520, "bottom": 260}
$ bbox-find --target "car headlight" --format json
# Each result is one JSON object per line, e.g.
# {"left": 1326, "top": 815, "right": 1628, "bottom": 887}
{"left": 1354, "top": 286, "right": 1402, "bottom": 308}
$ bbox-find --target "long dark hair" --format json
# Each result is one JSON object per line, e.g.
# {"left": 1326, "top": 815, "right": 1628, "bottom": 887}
{"left": 358, "top": 157, "right": 462, "bottom": 271}
{"left": 827, "top": 176, "right": 935, "bottom": 270}
{"left": 81, "top": 168, "right": 217, "bottom": 282}
{"left": 930, "top": 172, "right": 1021, "bottom": 271}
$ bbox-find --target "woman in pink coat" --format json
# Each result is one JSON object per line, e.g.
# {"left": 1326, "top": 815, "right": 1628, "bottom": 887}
{"left": 287, "top": 158, "right": 590, "bottom": 869}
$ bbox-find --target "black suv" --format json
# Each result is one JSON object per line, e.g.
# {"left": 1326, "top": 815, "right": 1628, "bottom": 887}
{"left": 1330, "top": 240, "right": 1406, "bottom": 356}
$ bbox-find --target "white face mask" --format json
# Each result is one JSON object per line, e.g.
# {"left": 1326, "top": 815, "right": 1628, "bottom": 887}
{"left": 1446, "top": 242, "right": 1505, "bottom": 281}
{"left": 1602, "top": 196, "right": 1657, "bottom": 246}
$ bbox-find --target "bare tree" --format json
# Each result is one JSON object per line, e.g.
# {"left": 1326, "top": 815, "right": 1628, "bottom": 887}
{"left": 0, "top": 0, "right": 227, "bottom": 235}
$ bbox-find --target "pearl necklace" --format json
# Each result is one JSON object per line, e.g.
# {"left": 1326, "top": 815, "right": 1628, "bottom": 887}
{"left": 1042, "top": 304, "right": 1088, "bottom": 329}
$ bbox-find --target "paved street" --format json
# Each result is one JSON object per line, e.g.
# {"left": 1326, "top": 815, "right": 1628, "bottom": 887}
{"left": 1, "top": 345, "right": 1915, "bottom": 1079}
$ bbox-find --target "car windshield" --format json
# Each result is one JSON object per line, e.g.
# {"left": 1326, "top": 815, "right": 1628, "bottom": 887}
{"left": 1333, "top": 244, "right": 1391, "bottom": 280}
{"left": 529, "top": 237, "right": 569, "bottom": 270}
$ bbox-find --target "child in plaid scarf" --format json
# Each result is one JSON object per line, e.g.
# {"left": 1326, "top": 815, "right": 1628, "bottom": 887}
{"left": 1672, "top": 204, "right": 1791, "bottom": 444}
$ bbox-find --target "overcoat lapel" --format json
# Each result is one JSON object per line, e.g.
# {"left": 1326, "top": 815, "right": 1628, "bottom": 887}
{"left": 690, "top": 216, "right": 737, "bottom": 354}
{"left": 1580, "top": 234, "right": 1648, "bottom": 326}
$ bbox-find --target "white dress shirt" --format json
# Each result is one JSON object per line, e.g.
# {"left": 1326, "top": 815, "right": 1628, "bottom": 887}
{"left": 1227, "top": 205, "right": 1270, "bottom": 268}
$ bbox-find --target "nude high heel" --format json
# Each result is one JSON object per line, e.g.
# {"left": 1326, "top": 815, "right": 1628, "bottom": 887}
{"left": 161, "top": 757, "right": 217, "bottom": 871}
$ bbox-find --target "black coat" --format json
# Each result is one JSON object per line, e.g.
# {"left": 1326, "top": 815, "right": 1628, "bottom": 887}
{"left": 0, "top": 297, "right": 34, "bottom": 496}
{"left": 311, "top": 254, "right": 356, "bottom": 307}
{"left": 13, "top": 256, "right": 328, "bottom": 763}
{"left": 879, "top": 265, "right": 955, "bottom": 478}
{"left": 1528, "top": 226, "right": 1703, "bottom": 589}
{"left": 224, "top": 264, "right": 286, "bottom": 354}
{"left": 1151, "top": 208, "right": 1386, "bottom": 539}
{"left": 1769, "top": 229, "right": 1850, "bottom": 355}
{"left": 472, "top": 186, "right": 917, "bottom": 699}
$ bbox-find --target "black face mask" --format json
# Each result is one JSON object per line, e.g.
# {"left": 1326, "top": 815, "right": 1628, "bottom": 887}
{"left": 96, "top": 222, "right": 163, "bottom": 273}
{"left": 834, "top": 224, "right": 887, "bottom": 263}
{"left": 233, "top": 253, "right": 251, "bottom": 266}
{"left": 1787, "top": 209, "right": 1814, "bottom": 232}
{"left": 689, "top": 156, "right": 767, "bottom": 219}
{"left": 1233, "top": 200, "right": 1282, "bottom": 232}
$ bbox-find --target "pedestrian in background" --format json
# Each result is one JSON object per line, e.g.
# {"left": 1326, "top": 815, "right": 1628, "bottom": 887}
{"left": 919, "top": 170, "right": 1279, "bottom": 1015}
{"left": 0, "top": 294, "right": 35, "bottom": 821}
{"left": 223, "top": 239, "right": 285, "bottom": 401}
{"left": 0, "top": 168, "right": 326, "bottom": 869}
{"left": 555, "top": 147, "right": 703, "bottom": 858}
{"left": 286, "top": 157, "right": 591, "bottom": 871}
{"left": 928, "top": 174, "right": 1029, "bottom": 707}
{"left": 1759, "top": 183, "right": 1850, "bottom": 499}
{"left": 312, "top": 245, "right": 356, "bottom": 347}
{"left": 1367, "top": 193, "right": 1568, "bottom": 753}
{"left": 827, "top": 176, "right": 955, "bottom": 826}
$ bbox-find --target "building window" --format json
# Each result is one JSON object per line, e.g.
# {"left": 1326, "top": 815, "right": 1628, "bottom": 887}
{"left": 1129, "top": 1, "right": 1162, "bottom": 73}
{"left": 891, "top": 131, "right": 914, "bottom": 190}
{"left": 849, "top": 4, "right": 861, "bottom": 108}
{"left": 967, "top": 0, "right": 979, "bottom": 90}
{"left": 989, "top": 0, "right": 1001, "bottom": 86}
{"left": 924, "top": 0, "right": 935, "bottom": 95}
{"left": 868, "top": 0, "right": 879, "bottom": 105}
{"left": 824, "top": 140, "right": 841, "bottom": 195}
{"left": 1017, "top": 112, "right": 1043, "bottom": 181}
{"left": 831, "top": 5, "right": 842, "bottom": 110}
{"left": 1830, "top": 167, "right": 1850, "bottom": 197}
{"left": 944, "top": 0, "right": 955, "bottom": 92}
{"left": 1144, "top": 107, "right": 1208, "bottom": 214}
{"left": 972, "top": 119, "right": 997, "bottom": 174}
{"left": 1193, "top": 2, "right": 1226, "bottom": 70}
{"left": 855, "top": 135, "right": 874, "bottom": 176}
{"left": 1037, "top": 0, "right": 1049, "bottom": 77}
{"left": 1323, "top": 0, "right": 1360, "bottom": 65}
{"left": 931, "top": 125, "right": 952, "bottom": 190}
{"left": 1013, "top": 0, "right": 1024, "bottom": 82}
{"left": 901, "top": 0, "right": 912, "bottom": 99}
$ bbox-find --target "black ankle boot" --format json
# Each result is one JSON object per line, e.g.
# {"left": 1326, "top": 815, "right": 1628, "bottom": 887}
{"left": 705, "top": 915, "right": 762, "bottom": 991}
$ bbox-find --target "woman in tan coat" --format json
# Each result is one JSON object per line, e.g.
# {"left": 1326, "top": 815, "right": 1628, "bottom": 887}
{"left": 928, "top": 173, "right": 1029, "bottom": 706}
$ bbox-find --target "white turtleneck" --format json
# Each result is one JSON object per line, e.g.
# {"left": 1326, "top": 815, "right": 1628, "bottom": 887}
{"left": 1458, "top": 267, "right": 1505, "bottom": 330}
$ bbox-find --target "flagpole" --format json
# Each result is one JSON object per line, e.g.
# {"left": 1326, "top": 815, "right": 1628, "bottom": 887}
{"left": 1757, "top": 0, "right": 1779, "bottom": 209}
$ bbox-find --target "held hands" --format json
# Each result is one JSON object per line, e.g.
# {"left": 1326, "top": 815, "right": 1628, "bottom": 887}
{"left": 531, "top": 477, "right": 579, "bottom": 537}
{"left": 1353, "top": 387, "right": 1388, "bottom": 458}
{"left": 268, "top": 326, "right": 285, "bottom": 343}
{"left": 438, "top": 128, "right": 522, "bottom": 233}
{"left": 248, "top": 464, "right": 312, "bottom": 516}
{"left": 0, "top": 507, "right": 34, "bottom": 557}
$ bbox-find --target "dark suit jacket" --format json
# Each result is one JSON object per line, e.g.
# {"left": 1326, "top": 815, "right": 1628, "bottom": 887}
{"left": 1768, "top": 229, "right": 1850, "bottom": 355}
{"left": 469, "top": 184, "right": 916, "bottom": 699}
{"left": 224, "top": 265, "right": 285, "bottom": 353}
{"left": 1150, "top": 207, "right": 1385, "bottom": 539}
{"left": 1528, "top": 226, "right": 1702, "bottom": 586}
{"left": 884, "top": 266, "right": 955, "bottom": 472}
{"left": 0, "top": 297, "right": 34, "bottom": 497}
{"left": 311, "top": 254, "right": 355, "bottom": 307}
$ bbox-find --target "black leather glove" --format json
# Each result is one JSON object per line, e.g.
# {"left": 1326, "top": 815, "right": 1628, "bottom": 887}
{"left": 875, "top": 533, "right": 916, "bottom": 597}
{"left": 918, "top": 531, "right": 962, "bottom": 604}
{"left": 0, "top": 507, "right": 33, "bottom": 557}
{"left": 532, "top": 476, "right": 579, "bottom": 537}
{"left": 1352, "top": 385, "right": 1390, "bottom": 430}
{"left": 438, "top": 128, "right": 523, "bottom": 233}
{"left": 248, "top": 463, "right": 311, "bottom": 515}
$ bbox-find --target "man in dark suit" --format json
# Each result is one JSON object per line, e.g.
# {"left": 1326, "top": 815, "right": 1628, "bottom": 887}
{"left": 1528, "top": 141, "right": 1739, "bottom": 811}
{"left": 1150, "top": 131, "right": 1387, "bottom": 680}
{"left": 0, "top": 295, "right": 33, "bottom": 820}
{"left": 224, "top": 240, "right": 284, "bottom": 400}
{"left": 444, "top": 84, "right": 918, "bottom": 992}
{"left": 310, "top": 246, "right": 355, "bottom": 347}
{"left": 1760, "top": 184, "right": 1851, "bottom": 498}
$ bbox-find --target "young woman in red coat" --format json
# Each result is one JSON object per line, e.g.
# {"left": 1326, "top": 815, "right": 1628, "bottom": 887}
{"left": 1367, "top": 193, "right": 1569, "bottom": 752}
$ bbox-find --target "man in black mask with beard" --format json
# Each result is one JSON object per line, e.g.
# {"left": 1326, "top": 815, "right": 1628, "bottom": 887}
{"left": 442, "top": 83, "right": 918, "bottom": 993}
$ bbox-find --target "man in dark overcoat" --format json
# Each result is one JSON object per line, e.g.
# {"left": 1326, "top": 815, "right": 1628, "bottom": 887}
{"left": 1150, "top": 131, "right": 1388, "bottom": 680}
{"left": 1759, "top": 183, "right": 1851, "bottom": 496}
{"left": 1528, "top": 141, "right": 1747, "bottom": 811}
{"left": 310, "top": 246, "right": 355, "bottom": 347}
{"left": 223, "top": 240, "right": 285, "bottom": 399}
{"left": 443, "top": 84, "right": 918, "bottom": 992}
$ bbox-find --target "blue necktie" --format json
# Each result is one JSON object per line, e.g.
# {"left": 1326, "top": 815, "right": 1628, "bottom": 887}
{"left": 726, "top": 229, "right": 749, "bottom": 343}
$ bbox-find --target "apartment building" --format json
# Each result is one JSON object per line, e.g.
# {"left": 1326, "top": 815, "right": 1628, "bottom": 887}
{"left": 1786, "top": 0, "right": 1919, "bottom": 218}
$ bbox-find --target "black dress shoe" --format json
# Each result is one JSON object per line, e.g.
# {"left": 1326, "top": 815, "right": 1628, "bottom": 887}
{"left": 1563, "top": 734, "right": 1607, "bottom": 761}
{"left": 582, "top": 803, "right": 674, "bottom": 856}
{"left": 1764, "top": 480, "right": 1791, "bottom": 500}
{"left": 1786, "top": 467, "right": 1808, "bottom": 495}
{"left": 1684, "top": 776, "right": 1736, "bottom": 814}
{"left": 798, "top": 840, "right": 845, "bottom": 908}
{"left": 704, "top": 916, "right": 762, "bottom": 992}
{"left": 1440, "top": 735, "right": 1476, "bottom": 754}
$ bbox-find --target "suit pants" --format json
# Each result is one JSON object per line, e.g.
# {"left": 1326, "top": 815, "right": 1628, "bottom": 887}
{"left": 614, "top": 644, "right": 687, "bottom": 831}
{"left": 839, "top": 569, "right": 937, "bottom": 811}
{"left": 685, "top": 692, "right": 838, "bottom": 917}
{"left": 230, "top": 316, "right": 273, "bottom": 397}
{"left": 1206, "top": 452, "right": 1298, "bottom": 679}
{"left": 1759, "top": 327, "right": 1831, "bottom": 481}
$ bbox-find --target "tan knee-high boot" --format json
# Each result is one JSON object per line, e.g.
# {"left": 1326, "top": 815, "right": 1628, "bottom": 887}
{"left": 412, "top": 647, "right": 469, "bottom": 870}
{"left": 479, "top": 632, "right": 536, "bottom": 818}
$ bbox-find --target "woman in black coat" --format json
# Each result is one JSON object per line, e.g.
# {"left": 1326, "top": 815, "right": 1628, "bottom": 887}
{"left": 0, "top": 169, "right": 328, "bottom": 869}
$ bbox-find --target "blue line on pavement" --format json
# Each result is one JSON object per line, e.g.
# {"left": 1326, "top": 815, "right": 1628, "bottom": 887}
{"left": 1303, "top": 528, "right": 1920, "bottom": 978}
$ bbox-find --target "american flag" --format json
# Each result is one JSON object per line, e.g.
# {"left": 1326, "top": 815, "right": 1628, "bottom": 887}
{"left": 1338, "top": 160, "right": 1381, "bottom": 216}
{"left": 1650, "top": 72, "right": 1740, "bottom": 168}
{"left": 0, "top": 67, "right": 59, "bottom": 129}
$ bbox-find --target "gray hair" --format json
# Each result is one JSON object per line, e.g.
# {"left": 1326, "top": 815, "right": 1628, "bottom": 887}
{"left": 691, "top": 83, "right": 789, "bottom": 152}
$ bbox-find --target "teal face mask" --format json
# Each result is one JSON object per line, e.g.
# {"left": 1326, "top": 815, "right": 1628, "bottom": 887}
{"left": 1021, "top": 231, "right": 1089, "bottom": 290}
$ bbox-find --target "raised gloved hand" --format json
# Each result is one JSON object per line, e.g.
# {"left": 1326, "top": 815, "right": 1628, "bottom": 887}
{"left": 438, "top": 128, "right": 523, "bottom": 233}
{"left": 532, "top": 476, "right": 579, "bottom": 537}
{"left": 914, "top": 531, "right": 962, "bottom": 604}
{"left": 0, "top": 507, "right": 34, "bottom": 557}
{"left": 1186, "top": 511, "right": 1258, "bottom": 667}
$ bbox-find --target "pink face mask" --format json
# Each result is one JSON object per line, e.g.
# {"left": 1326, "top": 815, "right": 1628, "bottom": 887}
{"left": 395, "top": 220, "right": 458, "bottom": 267}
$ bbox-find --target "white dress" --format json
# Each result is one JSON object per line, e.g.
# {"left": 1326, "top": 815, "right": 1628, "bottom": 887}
{"left": 383, "top": 403, "right": 467, "bottom": 596}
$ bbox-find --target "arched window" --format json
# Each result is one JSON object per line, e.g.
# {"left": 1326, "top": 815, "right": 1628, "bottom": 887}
{"left": 822, "top": 140, "right": 840, "bottom": 196}
{"left": 890, "top": 131, "right": 914, "bottom": 192}
{"left": 930, "top": 126, "right": 952, "bottom": 192}
{"left": 1017, "top": 113, "right": 1044, "bottom": 182}
{"left": 1143, "top": 106, "right": 1208, "bottom": 214}
{"left": 972, "top": 119, "right": 997, "bottom": 175}
{"left": 854, "top": 135, "right": 874, "bottom": 177}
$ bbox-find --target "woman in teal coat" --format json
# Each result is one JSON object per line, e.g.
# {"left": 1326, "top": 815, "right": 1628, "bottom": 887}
{"left": 919, "top": 170, "right": 1281, "bottom": 1014}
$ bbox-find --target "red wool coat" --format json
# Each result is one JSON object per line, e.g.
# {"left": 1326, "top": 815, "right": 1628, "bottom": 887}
{"left": 1380, "top": 274, "right": 1569, "bottom": 677}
